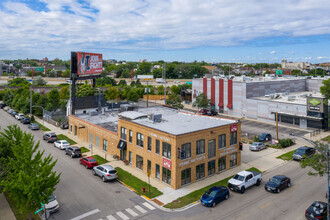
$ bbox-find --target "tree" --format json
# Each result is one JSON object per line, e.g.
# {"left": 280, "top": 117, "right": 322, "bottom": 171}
{"left": 300, "top": 143, "right": 327, "bottom": 176}
{"left": 291, "top": 69, "right": 302, "bottom": 76}
{"left": 32, "top": 76, "right": 47, "bottom": 86}
{"left": 118, "top": 80, "right": 127, "bottom": 87}
{"left": 320, "top": 78, "right": 330, "bottom": 99}
{"left": 136, "top": 62, "right": 152, "bottom": 75}
{"left": 76, "top": 84, "right": 96, "bottom": 97}
{"left": 127, "top": 89, "right": 140, "bottom": 102}
{"left": 193, "top": 93, "right": 210, "bottom": 110}
{"left": 170, "top": 85, "right": 180, "bottom": 95}
{"left": 8, "top": 77, "right": 30, "bottom": 87}
{"left": 105, "top": 87, "right": 118, "bottom": 100}
{"left": 0, "top": 125, "right": 60, "bottom": 220}
{"left": 59, "top": 87, "right": 70, "bottom": 99}
{"left": 96, "top": 77, "right": 117, "bottom": 86}
{"left": 47, "top": 89, "right": 60, "bottom": 111}
{"left": 48, "top": 69, "right": 56, "bottom": 77}
{"left": 166, "top": 93, "right": 183, "bottom": 109}
{"left": 157, "top": 85, "right": 164, "bottom": 95}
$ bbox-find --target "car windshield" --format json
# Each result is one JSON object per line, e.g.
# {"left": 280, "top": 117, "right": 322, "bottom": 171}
{"left": 252, "top": 142, "right": 259, "bottom": 146}
{"left": 48, "top": 195, "right": 55, "bottom": 203}
{"left": 260, "top": 134, "right": 267, "bottom": 138}
{"left": 295, "top": 149, "right": 306, "bottom": 154}
{"left": 62, "top": 141, "right": 69, "bottom": 145}
{"left": 233, "top": 174, "right": 245, "bottom": 181}
{"left": 89, "top": 159, "right": 97, "bottom": 162}
{"left": 205, "top": 189, "right": 217, "bottom": 198}
{"left": 269, "top": 177, "right": 281, "bottom": 185}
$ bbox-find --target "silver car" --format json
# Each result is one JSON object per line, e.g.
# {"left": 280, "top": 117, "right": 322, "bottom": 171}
{"left": 249, "top": 142, "right": 267, "bottom": 151}
{"left": 92, "top": 165, "right": 118, "bottom": 182}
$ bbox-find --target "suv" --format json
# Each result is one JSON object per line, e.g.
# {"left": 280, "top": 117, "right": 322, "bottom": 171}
{"left": 0, "top": 103, "right": 6, "bottom": 108}
{"left": 65, "top": 147, "right": 81, "bottom": 158}
{"left": 15, "top": 113, "right": 25, "bottom": 120}
{"left": 43, "top": 133, "right": 58, "bottom": 143}
{"left": 259, "top": 133, "right": 272, "bottom": 142}
{"left": 92, "top": 165, "right": 118, "bottom": 182}
{"left": 292, "top": 147, "right": 315, "bottom": 161}
{"left": 21, "top": 117, "right": 31, "bottom": 124}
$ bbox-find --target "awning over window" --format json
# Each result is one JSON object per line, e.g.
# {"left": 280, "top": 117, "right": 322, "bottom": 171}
{"left": 117, "top": 140, "right": 127, "bottom": 151}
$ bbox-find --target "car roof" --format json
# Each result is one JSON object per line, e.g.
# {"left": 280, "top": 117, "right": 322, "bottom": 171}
{"left": 100, "top": 164, "right": 115, "bottom": 170}
{"left": 86, "top": 156, "right": 95, "bottom": 159}
{"left": 71, "top": 146, "right": 80, "bottom": 149}
{"left": 297, "top": 147, "right": 311, "bottom": 150}
{"left": 208, "top": 186, "right": 227, "bottom": 191}
{"left": 260, "top": 133, "right": 270, "bottom": 135}
{"left": 236, "top": 170, "right": 251, "bottom": 176}
{"left": 272, "top": 175, "right": 287, "bottom": 180}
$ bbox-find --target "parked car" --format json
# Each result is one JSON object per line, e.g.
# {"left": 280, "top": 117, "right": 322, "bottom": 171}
{"left": 249, "top": 142, "right": 267, "bottom": 151}
{"left": 80, "top": 157, "right": 98, "bottom": 169}
{"left": 259, "top": 133, "right": 272, "bottom": 142}
{"left": 65, "top": 146, "right": 81, "bottom": 158}
{"left": 200, "top": 186, "right": 230, "bottom": 207}
{"left": 7, "top": 109, "right": 14, "bottom": 114}
{"left": 43, "top": 133, "right": 58, "bottom": 143}
{"left": 265, "top": 175, "right": 291, "bottom": 193}
{"left": 199, "top": 109, "right": 208, "bottom": 114}
{"left": 21, "top": 117, "right": 31, "bottom": 124}
{"left": 54, "top": 140, "right": 70, "bottom": 150}
{"left": 28, "top": 123, "right": 40, "bottom": 130}
{"left": 44, "top": 194, "right": 59, "bottom": 214}
{"left": 60, "top": 122, "right": 69, "bottom": 129}
{"left": 92, "top": 165, "right": 118, "bottom": 182}
{"left": 228, "top": 170, "right": 262, "bottom": 194}
{"left": 15, "top": 113, "right": 25, "bottom": 120}
{"left": 305, "top": 201, "right": 327, "bottom": 220}
{"left": 292, "top": 147, "right": 315, "bottom": 161}
{"left": 0, "top": 103, "right": 6, "bottom": 108}
{"left": 11, "top": 111, "right": 18, "bottom": 117}
{"left": 3, "top": 106, "right": 9, "bottom": 111}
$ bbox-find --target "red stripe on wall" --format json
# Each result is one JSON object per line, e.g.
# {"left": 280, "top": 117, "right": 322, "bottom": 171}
{"left": 211, "top": 78, "right": 215, "bottom": 105}
{"left": 203, "top": 78, "right": 207, "bottom": 96}
{"left": 227, "top": 79, "right": 233, "bottom": 109}
{"left": 218, "top": 79, "right": 224, "bottom": 107}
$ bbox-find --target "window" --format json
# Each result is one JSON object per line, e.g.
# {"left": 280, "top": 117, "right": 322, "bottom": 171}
{"left": 129, "top": 130, "right": 133, "bottom": 143}
{"left": 129, "top": 151, "right": 132, "bottom": 164}
{"left": 156, "top": 139, "right": 160, "bottom": 154}
{"left": 103, "top": 139, "right": 108, "bottom": 151}
{"left": 74, "top": 125, "right": 77, "bottom": 135}
{"left": 148, "top": 137, "right": 152, "bottom": 151}
{"left": 121, "top": 127, "right": 127, "bottom": 140}
{"left": 136, "top": 133, "right": 144, "bottom": 148}
{"left": 208, "top": 160, "right": 216, "bottom": 176}
{"left": 162, "top": 142, "right": 171, "bottom": 159}
{"left": 230, "top": 153, "right": 237, "bottom": 167}
{"left": 147, "top": 160, "right": 151, "bottom": 172}
{"left": 136, "top": 155, "right": 143, "bottom": 170}
{"left": 218, "top": 134, "right": 226, "bottom": 149}
{"left": 95, "top": 136, "right": 100, "bottom": 148}
{"left": 162, "top": 167, "right": 171, "bottom": 185}
{"left": 208, "top": 139, "right": 216, "bottom": 158}
{"left": 181, "top": 143, "right": 191, "bottom": 159}
{"left": 155, "top": 164, "right": 160, "bottom": 179}
{"left": 181, "top": 168, "right": 191, "bottom": 186}
{"left": 230, "top": 131, "right": 237, "bottom": 145}
{"left": 196, "top": 139, "right": 205, "bottom": 155}
{"left": 196, "top": 163, "right": 205, "bottom": 180}
{"left": 70, "top": 124, "right": 72, "bottom": 132}
{"left": 89, "top": 133, "right": 93, "bottom": 147}
{"left": 218, "top": 157, "right": 226, "bottom": 172}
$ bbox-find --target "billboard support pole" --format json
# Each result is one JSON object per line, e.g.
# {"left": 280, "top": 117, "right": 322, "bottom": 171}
{"left": 72, "top": 74, "right": 76, "bottom": 115}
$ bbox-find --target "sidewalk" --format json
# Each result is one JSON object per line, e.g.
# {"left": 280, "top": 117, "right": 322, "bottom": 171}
{"left": 0, "top": 193, "right": 16, "bottom": 220}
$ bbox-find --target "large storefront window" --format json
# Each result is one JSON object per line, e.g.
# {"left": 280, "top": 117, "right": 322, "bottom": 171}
{"left": 230, "top": 153, "right": 237, "bottom": 167}
{"left": 208, "top": 139, "right": 216, "bottom": 158}
{"left": 181, "top": 168, "right": 191, "bottom": 186}
{"left": 162, "top": 167, "right": 171, "bottom": 185}
{"left": 230, "top": 131, "right": 237, "bottom": 145}
{"left": 218, "top": 134, "right": 226, "bottom": 149}
{"left": 162, "top": 142, "right": 171, "bottom": 159}
{"left": 181, "top": 143, "right": 191, "bottom": 159}
{"left": 218, "top": 157, "right": 226, "bottom": 172}
{"left": 208, "top": 160, "right": 216, "bottom": 176}
{"left": 196, "top": 163, "right": 205, "bottom": 180}
{"left": 136, "top": 155, "right": 143, "bottom": 170}
{"left": 196, "top": 139, "right": 205, "bottom": 155}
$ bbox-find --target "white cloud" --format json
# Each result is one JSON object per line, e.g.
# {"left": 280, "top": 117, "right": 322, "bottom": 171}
{"left": 0, "top": 0, "right": 330, "bottom": 59}
{"left": 270, "top": 51, "right": 276, "bottom": 54}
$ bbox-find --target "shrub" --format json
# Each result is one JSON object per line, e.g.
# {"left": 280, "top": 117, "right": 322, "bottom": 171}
{"left": 254, "top": 135, "right": 260, "bottom": 142}
{"left": 278, "top": 138, "right": 293, "bottom": 148}
{"left": 31, "top": 115, "right": 35, "bottom": 122}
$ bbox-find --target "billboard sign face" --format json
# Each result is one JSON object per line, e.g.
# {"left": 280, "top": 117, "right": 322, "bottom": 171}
{"left": 77, "top": 52, "right": 103, "bottom": 76}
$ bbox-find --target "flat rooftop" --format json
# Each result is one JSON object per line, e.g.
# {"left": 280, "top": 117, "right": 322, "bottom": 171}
{"left": 75, "top": 111, "right": 119, "bottom": 133}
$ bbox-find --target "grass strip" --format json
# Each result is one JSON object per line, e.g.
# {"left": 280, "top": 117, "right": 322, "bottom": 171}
{"left": 322, "top": 135, "right": 330, "bottom": 142}
{"left": 57, "top": 134, "right": 77, "bottom": 145}
{"left": 164, "top": 167, "right": 262, "bottom": 209}
{"left": 91, "top": 154, "right": 109, "bottom": 165}
{"left": 116, "top": 167, "right": 163, "bottom": 198}
{"left": 33, "top": 121, "right": 50, "bottom": 131}
{"left": 80, "top": 147, "right": 90, "bottom": 153}
{"left": 276, "top": 150, "right": 296, "bottom": 161}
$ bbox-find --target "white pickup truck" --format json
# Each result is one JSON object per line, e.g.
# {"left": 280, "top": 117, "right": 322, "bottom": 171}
{"left": 227, "top": 170, "right": 262, "bottom": 194}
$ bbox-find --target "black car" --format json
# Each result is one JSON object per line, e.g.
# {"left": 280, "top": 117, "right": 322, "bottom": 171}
{"left": 206, "top": 110, "right": 217, "bottom": 116}
{"left": 11, "top": 111, "right": 17, "bottom": 117}
{"left": 65, "top": 147, "right": 81, "bottom": 158}
{"left": 21, "top": 117, "right": 31, "bottom": 124}
{"left": 43, "top": 133, "right": 58, "bottom": 143}
{"left": 0, "top": 103, "right": 6, "bottom": 108}
{"left": 60, "top": 122, "right": 69, "bottom": 129}
{"left": 265, "top": 175, "right": 291, "bottom": 193}
{"left": 28, "top": 123, "right": 40, "bottom": 130}
{"left": 292, "top": 147, "right": 315, "bottom": 161}
{"left": 305, "top": 201, "right": 327, "bottom": 220}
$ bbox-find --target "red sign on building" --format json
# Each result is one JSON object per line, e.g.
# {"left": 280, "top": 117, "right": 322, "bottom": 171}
{"left": 230, "top": 124, "right": 238, "bottom": 132}
{"left": 162, "top": 158, "right": 171, "bottom": 169}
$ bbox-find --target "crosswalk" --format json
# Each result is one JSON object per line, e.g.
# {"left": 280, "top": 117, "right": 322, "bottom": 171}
{"left": 100, "top": 202, "right": 156, "bottom": 220}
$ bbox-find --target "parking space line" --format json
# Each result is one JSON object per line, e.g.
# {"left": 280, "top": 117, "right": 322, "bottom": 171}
{"left": 260, "top": 202, "right": 271, "bottom": 209}
{"left": 107, "top": 215, "right": 117, "bottom": 220}
{"left": 142, "top": 202, "right": 155, "bottom": 210}
{"left": 70, "top": 209, "right": 100, "bottom": 220}
{"left": 116, "top": 211, "right": 129, "bottom": 220}
{"left": 125, "top": 208, "right": 138, "bottom": 217}
{"left": 135, "top": 205, "right": 147, "bottom": 214}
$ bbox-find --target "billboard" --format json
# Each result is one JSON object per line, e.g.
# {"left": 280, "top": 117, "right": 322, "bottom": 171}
{"left": 71, "top": 52, "right": 103, "bottom": 77}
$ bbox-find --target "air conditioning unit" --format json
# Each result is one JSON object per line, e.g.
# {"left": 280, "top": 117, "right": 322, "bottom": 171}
{"left": 89, "top": 111, "right": 98, "bottom": 116}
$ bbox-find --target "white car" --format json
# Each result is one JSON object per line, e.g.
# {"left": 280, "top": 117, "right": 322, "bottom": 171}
{"left": 15, "top": 113, "right": 25, "bottom": 120}
{"left": 54, "top": 140, "right": 70, "bottom": 150}
{"left": 44, "top": 194, "right": 59, "bottom": 214}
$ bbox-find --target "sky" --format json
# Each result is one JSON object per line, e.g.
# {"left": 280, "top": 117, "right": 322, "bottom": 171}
{"left": 1, "top": 0, "right": 330, "bottom": 63}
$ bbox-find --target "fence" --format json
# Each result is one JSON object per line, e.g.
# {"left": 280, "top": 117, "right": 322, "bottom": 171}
{"left": 43, "top": 110, "right": 67, "bottom": 127}
{"left": 143, "top": 95, "right": 169, "bottom": 100}
{"left": 310, "top": 129, "right": 321, "bottom": 138}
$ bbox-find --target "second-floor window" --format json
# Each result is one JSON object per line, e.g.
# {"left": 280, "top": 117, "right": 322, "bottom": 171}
{"left": 218, "top": 134, "right": 226, "bottom": 149}
{"left": 181, "top": 143, "right": 191, "bottom": 159}
{"left": 162, "top": 142, "right": 171, "bottom": 159}
{"left": 148, "top": 136, "right": 152, "bottom": 151}
{"left": 196, "top": 139, "right": 205, "bottom": 155}
{"left": 129, "top": 130, "right": 133, "bottom": 143}
{"left": 136, "top": 132, "right": 144, "bottom": 148}
{"left": 121, "top": 127, "right": 127, "bottom": 140}
{"left": 156, "top": 139, "right": 160, "bottom": 154}
{"left": 230, "top": 131, "right": 237, "bottom": 145}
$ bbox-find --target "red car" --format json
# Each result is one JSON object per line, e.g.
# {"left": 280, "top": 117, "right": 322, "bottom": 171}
{"left": 80, "top": 157, "right": 98, "bottom": 169}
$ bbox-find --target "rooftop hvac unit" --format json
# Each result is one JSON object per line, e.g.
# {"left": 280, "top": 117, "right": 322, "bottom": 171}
{"left": 89, "top": 111, "right": 98, "bottom": 116}
{"left": 152, "top": 114, "right": 162, "bottom": 123}
{"left": 287, "top": 96, "right": 296, "bottom": 101}
{"left": 265, "top": 94, "right": 270, "bottom": 98}
{"left": 269, "top": 94, "right": 275, "bottom": 99}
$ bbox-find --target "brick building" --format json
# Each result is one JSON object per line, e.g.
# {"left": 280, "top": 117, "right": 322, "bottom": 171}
{"left": 69, "top": 106, "right": 241, "bottom": 189}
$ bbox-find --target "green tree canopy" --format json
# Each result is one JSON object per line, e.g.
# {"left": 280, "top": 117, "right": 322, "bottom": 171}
{"left": 193, "top": 93, "right": 210, "bottom": 110}
{"left": 320, "top": 78, "right": 330, "bottom": 99}
{"left": 47, "top": 89, "right": 60, "bottom": 111}
{"left": 166, "top": 93, "right": 183, "bottom": 109}
{"left": 105, "top": 87, "right": 118, "bottom": 100}
{"left": 32, "top": 76, "right": 47, "bottom": 86}
{"left": 76, "top": 84, "right": 96, "bottom": 97}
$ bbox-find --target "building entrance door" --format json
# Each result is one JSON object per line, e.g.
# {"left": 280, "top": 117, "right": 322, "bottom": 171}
{"left": 120, "top": 150, "right": 127, "bottom": 161}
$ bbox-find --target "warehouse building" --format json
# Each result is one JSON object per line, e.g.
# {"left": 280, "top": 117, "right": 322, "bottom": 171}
{"left": 69, "top": 106, "right": 241, "bottom": 189}
{"left": 192, "top": 77, "right": 328, "bottom": 130}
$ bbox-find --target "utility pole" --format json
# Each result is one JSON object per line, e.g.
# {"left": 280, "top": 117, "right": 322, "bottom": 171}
{"left": 30, "top": 88, "right": 32, "bottom": 116}
{"left": 162, "top": 63, "right": 166, "bottom": 105}
{"left": 146, "top": 80, "right": 149, "bottom": 107}
{"left": 276, "top": 112, "right": 278, "bottom": 140}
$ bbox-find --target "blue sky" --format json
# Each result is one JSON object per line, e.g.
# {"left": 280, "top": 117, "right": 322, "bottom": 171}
{"left": 0, "top": 0, "right": 330, "bottom": 63}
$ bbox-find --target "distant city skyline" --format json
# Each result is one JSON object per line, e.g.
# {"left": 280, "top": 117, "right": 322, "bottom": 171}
{"left": 0, "top": 0, "right": 330, "bottom": 63}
